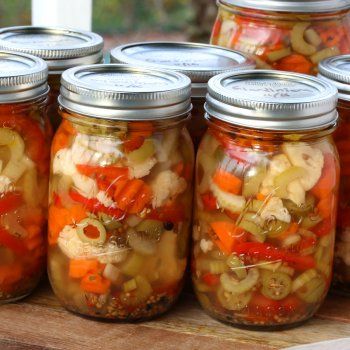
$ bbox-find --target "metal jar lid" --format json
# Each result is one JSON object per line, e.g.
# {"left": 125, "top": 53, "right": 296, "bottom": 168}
{"left": 219, "top": 0, "right": 350, "bottom": 13}
{"left": 318, "top": 55, "right": 350, "bottom": 101}
{"left": 110, "top": 42, "right": 255, "bottom": 97}
{"left": 0, "top": 50, "right": 48, "bottom": 103}
{"left": 59, "top": 64, "right": 192, "bottom": 120}
{"left": 205, "top": 70, "right": 338, "bottom": 131}
{"left": 0, "top": 26, "right": 104, "bottom": 74}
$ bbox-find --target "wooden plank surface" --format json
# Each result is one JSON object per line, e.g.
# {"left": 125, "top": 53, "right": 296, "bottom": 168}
{"left": 0, "top": 281, "right": 349, "bottom": 350}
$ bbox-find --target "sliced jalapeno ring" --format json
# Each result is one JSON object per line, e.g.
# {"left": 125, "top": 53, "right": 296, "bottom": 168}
{"left": 261, "top": 272, "right": 292, "bottom": 301}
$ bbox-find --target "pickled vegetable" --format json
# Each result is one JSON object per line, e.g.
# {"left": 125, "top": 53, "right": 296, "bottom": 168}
{"left": 193, "top": 124, "right": 338, "bottom": 327}
{"left": 211, "top": 5, "right": 350, "bottom": 75}
{"left": 48, "top": 114, "right": 193, "bottom": 320}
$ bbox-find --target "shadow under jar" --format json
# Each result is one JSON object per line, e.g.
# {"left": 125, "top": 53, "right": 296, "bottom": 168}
{"left": 110, "top": 42, "right": 255, "bottom": 149}
{"left": 318, "top": 55, "right": 350, "bottom": 294}
{"left": 0, "top": 51, "right": 51, "bottom": 303}
{"left": 210, "top": 0, "right": 350, "bottom": 75}
{"left": 48, "top": 64, "right": 194, "bottom": 320}
{"left": 0, "top": 26, "right": 104, "bottom": 130}
{"left": 193, "top": 70, "right": 340, "bottom": 329}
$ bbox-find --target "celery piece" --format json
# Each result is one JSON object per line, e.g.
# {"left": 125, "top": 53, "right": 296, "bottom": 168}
{"left": 135, "top": 275, "right": 153, "bottom": 301}
{"left": 247, "top": 199, "right": 265, "bottom": 213}
{"left": 296, "top": 275, "right": 326, "bottom": 303}
{"left": 283, "top": 194, "right": 315, "bottom": 217}
{"left": 243, "top": 165, "right": 267, "bottom": 197}
{"left": 217, "top": 286, "right": 252, "bottom": 311}
{"left": 121, "top": 253, "right": 144, "bottom": 276}
{"left": 238, "top": 218, "right": 265, "bottom": 243}
{"left": 301, "top": 214, "right": 322, "bottom": 229}
{"left": 123, "top": 278, "right": 137, "bottom": 292}
{"left": 274, "top": 166, "right": 307, "bottom": 198}
{"left": 220, "top": 268, "right": 259, "bottom": 294}
{"left": 265, "top": 219, "right": 289, "bottom": 238}
{"left": 209, "top": 260, "right": 229, "bottom": 275}
{"left": 136, "top": 219, "right": 164, "bottom": 240}
{"left": 291, "top": 22, "right": 317, "bottom": 56}
{"left": 291, "top": 269, "right": 317, "bottom": 293}
{"left": 267, "top": 47, "right": 292, "bottom": 62}
{"left": 226, "top": 255, "right": 247, "bottom": 280}
{"left": 128, "top": 138, "right": 155, "bottom": 164}
{"left": 127, "top": 229, "right": 157, "bottom": 256}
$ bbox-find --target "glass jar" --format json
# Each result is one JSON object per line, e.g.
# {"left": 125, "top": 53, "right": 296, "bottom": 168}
{"left": 318, "top": 55, "right": 350, "bottom": 294}
{"left": 0, "top": 26, "right": 104, "bottom": 130}
{"left": 193, "top": 70, "right": 339, "bottom": 329}
{"left": 48, "top": 64, "right": 194, "bottom": 320}
{"left": 211, "top": 0, "right": 350, "bottom": 75}
{"left": 0, "top": 51, "right": 50, "bottom": 303}
{"left": 110, "top": 42, "right": 255, "bottom": 148}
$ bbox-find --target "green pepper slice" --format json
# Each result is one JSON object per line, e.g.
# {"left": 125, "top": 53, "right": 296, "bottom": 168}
{"left": 217, "top": 286, "right": 252, "bottom": 311}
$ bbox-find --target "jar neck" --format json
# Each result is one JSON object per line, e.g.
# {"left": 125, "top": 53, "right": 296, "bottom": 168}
{"left": 60, "top": 107, "right": 191, "bottom": 134}
{"left": 218, "top": 2, "right": 349, "bottom": 21}
{"left": 206, "top": 113, "right": 337, "bottom": 143}
{"left": 0, "top": 94, "right": 48, "bottom": 114}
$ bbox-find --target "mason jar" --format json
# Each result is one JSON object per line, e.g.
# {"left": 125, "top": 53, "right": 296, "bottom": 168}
{"left": 0, "top": 51, "right": 50, "bottom": 303}
{"left": 48, "top": 64, "right": 194, "bottom": 320}
{"left": 193, "top": 70, "right": 339, "bottom": 329}
{"left": 318, "top": 55, "right": 350, "bottom": 294}
{"left": 110, "top": 42, "right": 255, "bottom": 148}
{"left": 0, "top": 26, "right": 104, "bottom": 130}
{"left": 211, "top": 0, "right": 350, "bottom": 75}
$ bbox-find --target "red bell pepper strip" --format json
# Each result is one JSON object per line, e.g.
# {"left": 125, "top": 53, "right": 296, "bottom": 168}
{"left": 233, "top": 242, "right": 315, "bottom": 271}
{"left": 76, "top": 164, "right": 129, "bottom": 182}
{"left": 0, "top": 227, "right": 27, "bottom": 255}
{"left": 148, "top": 203, "right": 185, "bottom": 223}
{"left": 69, "top": 190, "right": 125, "bottom": 220}
{"left": 0, "top": 192, "right": 23, "bottom": 215}
{"left": 201, "top": 192, "right": 217, "bottom": 211}
{"left": 202, "top": 272, "right": 220, "bottom": 287}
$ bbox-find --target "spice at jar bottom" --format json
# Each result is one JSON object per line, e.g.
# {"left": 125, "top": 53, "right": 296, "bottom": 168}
{"left": 48, "top": 64, "right": 194, "bottom": 320}
{"left": 193, "top": 69, "right": 339, "bottom": 329}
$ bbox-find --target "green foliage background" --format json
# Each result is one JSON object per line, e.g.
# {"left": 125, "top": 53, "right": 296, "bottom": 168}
{"left": 0, "top": 0, "right": 194, "bottom": 34}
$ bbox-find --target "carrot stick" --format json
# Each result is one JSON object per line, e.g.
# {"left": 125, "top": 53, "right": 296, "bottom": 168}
{"left": 274, "top": 54, "right": 313, "bottom": 75}
{"left": 69, "top": 259, "right": 99, "bottom": 279}
{"left": 80, "top": 273, "right": 111, "bottom": 294}
{"left": 212, "top": 169, "right": 242, "bottom": 195}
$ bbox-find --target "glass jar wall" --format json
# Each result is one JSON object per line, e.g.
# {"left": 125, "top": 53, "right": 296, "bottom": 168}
{"left": 211, "top": 0, "right": 350, "bottom": 75}
{"left": 318, "top": 55, "right": 350, "bottom": 294}
{"left": 0, "top": 51, "right": 50, "bottom": 303}
{"left": 0, "top": 26, "right": 104, "bottom": 129}
{"left": 193, "top": 70, "right": 339, "bottom": 329}
{"left": 48, "top": 65, "right": 194, "bottom": 320}
{"left": 110, "top": 42, "right": 254, "bottom": 148}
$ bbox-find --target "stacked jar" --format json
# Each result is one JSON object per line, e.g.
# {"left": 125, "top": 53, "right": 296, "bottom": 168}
{"left": 110, "top": 42, "right": 255, "bottom": 148}
{"left": 0, "top": 26, "right": 104, "bottom": 129}
{"left": 210, "top": 0, "right": 350, "bottom": 75}
{"left": 318, "top": 55, "right": 350, "bottom": 294}
{"left": 193, "top": 70, "right": 339, "bottom": 329}
{"left": 48, "top": 64, "right": 194, "bottom": 320}
{"left": 0, "top": 51, "right": 51, "bottom": 303}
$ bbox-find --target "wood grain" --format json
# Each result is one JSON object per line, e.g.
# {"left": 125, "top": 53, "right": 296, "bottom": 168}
{"left": 0, "top": 282, "right": 349, "bottom": 350}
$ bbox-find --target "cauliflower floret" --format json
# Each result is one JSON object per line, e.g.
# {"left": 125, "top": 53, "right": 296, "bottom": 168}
{"left": 72, "top": 173, "right": 98, "bottom": 199}
{"left": 96, "top": 190, "right": 116, "bottom": 208}
{"left": 260, "top": 197, "right": 291, "bottom": 223}
{"left": 210, "top": 181, "right": 246, "bottom": 213}
{"left": 282, "top": 142, "right": 324, "bottom": 191}
{"left": 151, "top": 170, "right": 187, "bottom": 208}
{"left": 53, "top": 148, "right": 76, "bottom": 176}
{"left": 154, "top": 129, "right": 179, "bottom": 162}
{"left": 200, "top": 239, "right": 214, "bottom": 253}
{"left": 261, "top": 154, "right": 305, "bottom": 205}
{"left": 129, "top": 157, "right": 157, "bottom": 178}
{"left": 57, "top": 224, "right": 128, "bottom": 263}
{"left": 0, "top": 175, "right": 13, "bottom": 193}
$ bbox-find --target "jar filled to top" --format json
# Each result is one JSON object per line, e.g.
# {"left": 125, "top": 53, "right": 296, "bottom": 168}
{"left": 110, "top": 42, "right": 255, "bottom": 147}
{"left": 318, "top": 54, "right": 350, "bottom": 294}
{"left": 211, "top": 0, "right": 350, "bottom": 75}
{"left": 0, "top": 51, "right": 51, "bottom": 303}
{"left": 0, "top": 26, "right": 104, "bottom": 129}
{"left": 193, "top": 70, "right": 339, "bottom": 329}
{"left": 49, "top": 64, "right": 194, "bottom": 320}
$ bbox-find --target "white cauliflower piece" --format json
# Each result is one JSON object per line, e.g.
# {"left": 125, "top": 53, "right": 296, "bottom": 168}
{"left": 260, "top": 197, "right": 291, "bottom": 223}
{"left": 96, "top": 190, "right": 116, "bottom": 208}
{"left": 282, "top": 142, "right": 324, "bottom": 191}
{"left": 200, "top": 239, "right": 214, "bottom": 253}
{"left": 261, "top": 154, "right": 305, "bottom": 205}
{"left": 0, "top": 175, "right": 13, "bottom": 193}
{"left": 58, "top": 224, "right": 128, "bottom": 263}
{"left": 129, "top": 157, "right": 157, "bottom": 178}
{"left": 210, "top": 181, "right": 246, "bottom": 213}
{"left": 72, "top": 173, "right": 98, "bottom": 199}
{"left": 151, "top": 170, "right": 187, "bottom": 208}
{"left": 53, "top": 148, "right": 76, "bottom": 176}
{"left": 154, "top": 129, "right": 179, "bottom": 162}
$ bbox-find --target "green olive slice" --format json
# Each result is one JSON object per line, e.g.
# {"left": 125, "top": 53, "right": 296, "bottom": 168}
{"left": 261, "top": 272, "right": 292, "bottom": 300}
{"left": 76, "top": 218, "right": 107, "bottom": 246}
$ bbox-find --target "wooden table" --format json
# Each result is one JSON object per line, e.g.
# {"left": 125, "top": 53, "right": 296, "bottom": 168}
{"left": 1, "top": 282, "right": 349, "bottom": 350}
